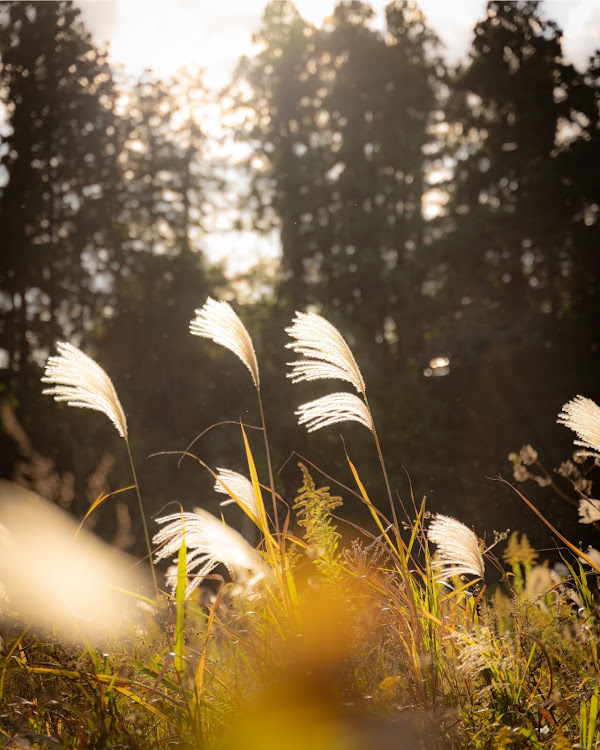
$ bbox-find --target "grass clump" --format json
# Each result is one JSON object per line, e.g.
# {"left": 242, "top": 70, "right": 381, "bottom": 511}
{"left": 0, "top": 301, "right": 599, "bottom": 749}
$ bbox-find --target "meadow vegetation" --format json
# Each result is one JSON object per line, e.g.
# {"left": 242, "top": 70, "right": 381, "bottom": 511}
{"left": 0, "top": 300, "right": 599, "bottom": 750}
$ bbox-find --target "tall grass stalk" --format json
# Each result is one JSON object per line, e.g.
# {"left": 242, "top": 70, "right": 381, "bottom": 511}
{"left": 126, "top": 438, "right": 158, "bottom": 596}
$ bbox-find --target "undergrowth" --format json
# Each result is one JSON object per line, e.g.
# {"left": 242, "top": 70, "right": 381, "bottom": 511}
{"left": 0, "top": 301, "right": 599, "bottom": 750}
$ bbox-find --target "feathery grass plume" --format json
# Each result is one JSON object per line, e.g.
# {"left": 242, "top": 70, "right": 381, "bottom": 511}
{"left": 190, "top": 297, "right": 259, "bottom": 388}
{"left": 42, "top": 342, "right": 127, "bottom": 438}
{"left": 286, "top": 311, "right": 398, "bottom": 534}
{"left": 578, "top": 497, "right": 600, "bottom": 524}
{"left": 558, "top": 395, "right": 600, "bottom": 457}
{"left": 286, "top": 311, "right": 365, "bottom": 393}
{"left": 451, "top": 627, "right": 509, "bottom": 677}
{"left": 214, "top": 468, "right": 259, "bottom": 518}
{"left": 427, "top": 514, "right": 484, "bottom": 581}
{"left": 153, "top": 508, "right": 267, "bottom": 598}
{"left": 295, "top": 393, "right": 374, "bottom": 433}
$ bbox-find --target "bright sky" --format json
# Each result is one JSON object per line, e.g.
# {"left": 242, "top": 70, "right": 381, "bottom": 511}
{"left": 76, "top": 0, "right": 600, "bottom": 279}
{"left": 79, "top": 0, "right": 600, "bottom": 88}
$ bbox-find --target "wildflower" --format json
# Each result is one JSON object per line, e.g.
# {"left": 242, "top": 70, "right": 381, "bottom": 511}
{"left": 295, "top": 393, "right": 374, "bottom": 433}
{"left": 427, "top": 514, "right": 484, "bottom": 581}
{"left": 558, "top": 396, "right": 600, "bottom": 457}
{"left": 42, "top": 342, "right": 127, "bottom": 438}
{"left": 153, "top": 508, "right": 267, "bottom": 598}
{"left": 214, "top": 468, "right": 259, "bottom": 519}
{"left": 286, "top": 312, "right": 365, "bottom": 393}
{"left": 190, "top": 298, "right": 259, "bottom": 388}
{"left": 578, "top": 497, "right": 600, "bottom": 524}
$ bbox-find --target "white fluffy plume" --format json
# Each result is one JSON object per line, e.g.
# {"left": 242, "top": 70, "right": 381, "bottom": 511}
{"left": 286, "top": 312, "right": 365, "bottom": 393}
{"left": 427, "top": 514, "right": 484, "bottom": 582}
{"left": 557, "top": 396, "right": 600, "bottom": 457}
{"left": 42, "top": 342, "right": 128, "bottom": 439}
{"left": 153, "top": 508, "right": 266, "bottom": 598}
{"left": 190, "top": 298, "right": 259, "bottom": 387}
{"left": 295, "top": 393, "right": 374, "bottom": 433}
{"left": 214, "top": 468, "right": 259, "bottom": 519}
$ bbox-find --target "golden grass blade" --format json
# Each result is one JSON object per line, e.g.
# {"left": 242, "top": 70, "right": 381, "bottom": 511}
{"left": 175, "top": 519, "right": 187, "bottom": 676}
{"left": 345, "top": 452, "right": 399, "bottom": 559}
{"left": 195, "top": 584, "right": 224, "bottom": 700}
{"left": 498, "top": 478, "right": 600, "bottom": 574}
{"left": 214, "top": 468, "right": 260, "bottom": 522}
{"left": 75, "top": 485, "right": 135, "bottom": 537}
{"left": 153, "top": 508, "right": 268, "bottom": 598}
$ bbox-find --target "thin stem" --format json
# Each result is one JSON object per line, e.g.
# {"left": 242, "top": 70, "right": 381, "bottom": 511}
{"left": 126, "top": 438, "right": 159, "bottom": 598}
{"left": 256, "top": 386, "right": 280, "bottom": 538}
{"left": 364, "top": 392, "right": 401, "bottom": 546}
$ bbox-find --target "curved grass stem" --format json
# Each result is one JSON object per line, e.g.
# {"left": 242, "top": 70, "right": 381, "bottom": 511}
{"left": 256, "top": 386, "right": 279, "bottom": 539}
{"left": 363, "top": 392, "right": 400, "bottom": 543}
{"left": 126, "top": 438, "right": 159, "bottom": 598}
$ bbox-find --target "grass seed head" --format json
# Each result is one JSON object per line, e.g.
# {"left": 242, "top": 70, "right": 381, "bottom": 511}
{"left": 286, "top": 312, "right": 365, "bottom": 393}
{"left": 215, "top": 468, "right": 259, "bottom": 518}
{"left": 295, "top": 392, "right": 374, "bottom": 433}
{"left": 558, "top": 395, "right": 600, "bottom": 458}
{"left": 427, "top": 514, "right": 484, "bottom": 581}
{"left": 42, "top": 342, "right": 128, "bottom": 439}
{"left": 153, "top": 508, "right": 267, "bottom": 598}
{"left": 190, "top": 297, "right": 260, "bottom": 388}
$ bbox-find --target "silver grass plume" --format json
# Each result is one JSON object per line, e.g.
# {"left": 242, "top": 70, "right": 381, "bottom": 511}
{"left": 286, "top": 312, "right": 365, "bottom": 393}
{"left": 153, "top": 508, "right": 267, "bottom": 598}
{"left": 214, "top": 468, "right": 259, "bottom": 519}
{"left": 296, "top": 393, "right": 374, "bottom": 433}
{"left": 451, "top": 627, "right": 510, "bottom": 677}
{"left": 190, "top": 297, "right": 259, "bottom": 387}
{"left": 42, "top": 342, "right": 128, "bottom": 439}
{"left": 557, "top": 396, "right": 600, "bottom": 457}
{"left": 427, "top": 514, "right": 484, "bottom": 581}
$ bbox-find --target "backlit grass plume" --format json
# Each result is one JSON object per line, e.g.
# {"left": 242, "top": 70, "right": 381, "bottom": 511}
{"left": 42, "top": 342, "right": 128, "bottom": 438}
{"left": 190, "top": 297, "right": 259, "bottom": 388}
{"left": 427, "top": 514, "right": 485, "bottom": 582}
{"left": 42, "top": 341, "right": 158, "bottom": 596}
{"left": 286, "top": 312, "right": 371, "bottom": 433}
{"left": 296, "top": 393, "right": 374, "bottom": 433}
{"left": 153, "top": 508, "right": 267, "bottom": 598}
{"left": 286, "top": 311, "right": 365, "bottom": 393}
{"left": 286, "top": 311, "right": 396, "bottom": 529}
{"left": 190, "top": 297, "right": 279, "bottom": 536}
{"left": 557, "top": 395, "right": 600, "bottom": 457}
{"left": 215, "top": 468, "right": 259, "bottom": 520}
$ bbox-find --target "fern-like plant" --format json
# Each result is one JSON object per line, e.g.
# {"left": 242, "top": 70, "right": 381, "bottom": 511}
{"left": 293, "top": 463, "right": 343, "bottom": 581}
